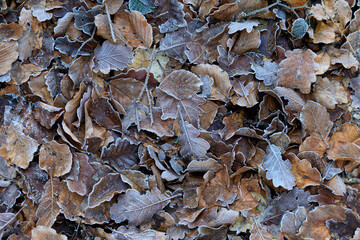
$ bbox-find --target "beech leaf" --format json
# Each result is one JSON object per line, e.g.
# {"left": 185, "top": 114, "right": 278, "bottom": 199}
{"left": 110, "top": 188, "right": 173, "bottom": 225}
{"left": 178, "top": 105, "right": 210, "bottom": 158}
{"left": 93, "top": 40, "right": 133, "bottom": 74}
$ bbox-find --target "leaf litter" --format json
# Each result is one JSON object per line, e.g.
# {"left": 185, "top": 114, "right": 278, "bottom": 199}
{"left": 1, "top": 0, "right": 360, "bottom": 239}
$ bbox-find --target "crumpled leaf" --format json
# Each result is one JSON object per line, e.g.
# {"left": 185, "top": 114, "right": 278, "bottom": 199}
{"left": 110, "top": 188, "right": 173, "bottom": 226}
{"left": 262, "top": 144, "right": 296, "bottom": 190}
{"left": 298, "top": 205, "right": 347, "bottom": 239}
{"left": 101, "top": 138, "right": 139, "bottom": 172}
{"left": 114, "top": 10, "right": 153, "bottom": 48}
{"left": 277, "top": 49, "right": 319, "bottom": 94}
{"left": 88, "top": 173, "right": 128, "bottom": 208}
{"left": 93, "top": 40, "right": 133, "bottom": 74}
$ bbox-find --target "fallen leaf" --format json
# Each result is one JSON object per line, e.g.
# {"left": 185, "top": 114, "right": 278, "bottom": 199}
{"left": 110, "top": 188, "right": 173, "bottom": 226}
{"left": 277, "top": 49, "right": 319, "bottom": 94}
{"left": 31, "top": 226, "right": 67, "bottom": 240}
{"left": 92, "top": 40, "right": 133, "bottom": 74}
{"left": 114, "top": 10, "right": 153, "bottom": 48}
{"left": 0, "top": 41, "right": 18, "bottom": 75}
{"left": 39, "top": 140, "right": 72, "bottom": 177}
{"left": 262, "top": 144, "right": 296, "bottom": 190}
{"left": 88, "top": 173, "right": 128, "bottom": 208}
{"left": 300, "top": 100, "right": 333, "bottom": 143}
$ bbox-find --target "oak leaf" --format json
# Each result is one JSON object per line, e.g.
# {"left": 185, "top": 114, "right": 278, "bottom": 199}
{"left": 0, "top": 41, "right": 18, "bottom": 76}
{"left": 277, "top": 49, "right": 319, "bottom": 94}
{"left": 262, "top": 144, "right": 296, "bottom": 190}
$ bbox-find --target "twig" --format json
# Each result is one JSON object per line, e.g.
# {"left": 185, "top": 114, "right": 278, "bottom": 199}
{"left": 70, "top": 27, "right": 97, "bottom": 66}
{"left": 104, "top": 0, "right": 117, "bottom": 43}
{"left": 0, "top": 204, "right": 26, "bottom": 232}
{"left": 320, "top": 0, "right": 358, "bottom": 61}
{"left": 238, "top": 0, "right": 307, "bottom": 19}
{"left": 137, "top": 46, "right": 156, "bottom": 126}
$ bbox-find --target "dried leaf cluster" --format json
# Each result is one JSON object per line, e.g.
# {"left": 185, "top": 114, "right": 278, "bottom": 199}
{"left": 1, "top": 0, "right": 360, "bottom": 239}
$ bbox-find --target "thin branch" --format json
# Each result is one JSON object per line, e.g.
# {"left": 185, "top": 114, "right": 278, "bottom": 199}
{"left": 104, "top": 0, "right": 117, "bottom": 43}
{"left": 0, "top": 204, "right": 27, "bottom": 232}
{"left": 70, "top": 27, "right": 97, "bottom": 66}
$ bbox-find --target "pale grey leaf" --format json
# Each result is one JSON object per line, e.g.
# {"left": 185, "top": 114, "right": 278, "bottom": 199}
{"left": 228, "top": 21, "right": 259, "bottom": 34}
{"left": 263, "top": 144, "right": 296, "bottom": 190}
{"left": 251, "top": 60, "right": 279, "bottom": 86}
{"left": 93, "top": 40, "right": 133, "bottom": 74}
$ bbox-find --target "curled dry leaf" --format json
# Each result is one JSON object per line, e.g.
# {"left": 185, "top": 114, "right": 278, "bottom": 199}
{"left": 39, "top": 141, "right": 72, "bottom": 177}
{"left": 110, "top": 188, "right": 173, "bottom": 226}
{"left": 88, "top": 173, "right": 128, "bottom": 208}
{"left": 93, "top": 40, "right": 133, "bottom": 74}
{"left": 114, "top": 10, "right": 153, "bottom": 48}
{"left": 298, "top": 205, "right": 347, "bottom": 239}
{"left": 277, "top": 49, "right": 319, "bottom": 94}
{"left": 192, "top": 64, "right": 232, "bottom": 101}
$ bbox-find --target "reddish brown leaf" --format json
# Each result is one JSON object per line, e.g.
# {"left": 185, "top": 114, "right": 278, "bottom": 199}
{"left": 277, "top": 49, "right": 319, "bottom": 94}
{"left": 39, "top": 140, "right": 72, "bottom": 177}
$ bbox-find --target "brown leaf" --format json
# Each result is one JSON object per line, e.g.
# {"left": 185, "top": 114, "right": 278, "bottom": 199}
{"left": 277, "top": 49, "right": 319, "bottom": 94}
{"left": 114, "top": 10, "right": 153, "bottom": 48}
{"left": 110, "top": 188, "right": 173, "bottom": 226}
{"left": 88, "top": 173, "right": 128, "bottom": 208}
{"left": 31, "top": 226, "right": 67, "bottom": 240}
{"left": 2, "top": 122, "right": 38, "bottom": 169}
{"left": 0, "top": 23, "right": 23, "bottom": 41}
{"left": 39, "top": 140, "right": 72, "bottom": 177}
{"left": 120, "top": 170, "right": 149, "bottom": 193}
{"left": 287, "top": 153, "right": 322, "bottom": 189}
{"left": 300, "top": 100, "right": 333, "bottom": 143}
{"left": 178, "top": 108, "right": 210, "bottom": 159}
{"left": 232, "top": 77, "right": 258, "bottom": 108}
{"left": 156, "top": 90, "right": 205, "bottom": 127}
{"left": 314, "top": 77, "right": 348, "bottom": 109}
{"left": 159, "top": 70, "right": 202, "bottom": 100}
{"left": 139, "top": 108, "right": 174, "bottom": 137}
{"left": 89, "top": 97, "right": 122, "bottom": 132}
{"left": 0, "top": 41, "right": 18, "bottom": 75}
{"left": 327, "top": 123, "right": 360, "bottom": 161}
{"left": 298, "top": 205, "right": 347, "bottom": 239}
{"left": 250, "top": 217, "right": 272, "bottom": 240}
{"left": 192, "top": 64, "right": 232, "bottom": 101}
{"left": 101, "top": 138, "right": 139, "bottom": 172}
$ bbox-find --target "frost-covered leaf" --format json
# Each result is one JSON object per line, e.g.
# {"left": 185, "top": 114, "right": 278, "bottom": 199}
{"left": 110, "top": 188, "right": 172, "bottom": 225}
{"left": 93, "top": 40, "right": 133, "bottom": 74}
{"left": 300, "top": 100, "right": 333, "bottom": 142}
{"left": 88, "top": 173, "right": 128, "bottom": 208}
{"left": 129, "top": 0, "right": 156, "bottom": 14}
{"left": 291, "top": 18, "right": 308, "bottom": 39}
{"left": 263, "top": 144, "right": 296, "bottom": 190}
{"left": 178, "top": 107, "right": 210, "bottom": 158}
{"left": 251, "top": 60, "right": 279, "bottom": 86}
